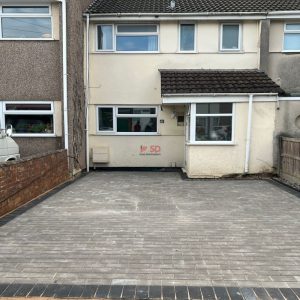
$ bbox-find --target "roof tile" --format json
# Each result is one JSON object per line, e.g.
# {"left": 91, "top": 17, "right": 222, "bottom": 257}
{"left": 87, "top": 0, "right": 300, "bottom": 14}
{"left": 160, "top": 69, "right": 286, "bottom": 95}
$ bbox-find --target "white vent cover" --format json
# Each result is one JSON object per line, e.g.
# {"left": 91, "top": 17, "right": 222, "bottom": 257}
{"left": 92, "top": 147, "right": 109, "bottom": 163}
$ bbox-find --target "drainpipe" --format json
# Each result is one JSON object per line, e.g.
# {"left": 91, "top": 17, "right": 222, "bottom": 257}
{"left": 244, "top": 94, "right": 254, "bottom": 173}
{"left": 58, "top": 0, "right": 69, "bottom": 156}
{"left": 85, "top": 13, "right": 90, "bottom": 172}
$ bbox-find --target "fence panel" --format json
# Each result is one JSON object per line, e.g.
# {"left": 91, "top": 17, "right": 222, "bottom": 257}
{"left": 279, "top": 137, "right": 300, "bottom": 187}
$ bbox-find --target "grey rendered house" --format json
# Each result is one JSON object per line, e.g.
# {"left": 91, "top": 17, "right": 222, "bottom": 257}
{"left": 0, "top": 0, "right": 90, "bottom": 172}
{"left": 84, "top": 0, "right": 300, "bottom": 177}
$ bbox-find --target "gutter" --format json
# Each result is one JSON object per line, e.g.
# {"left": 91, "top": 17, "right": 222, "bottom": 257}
{"left": 278, "top": 97, "right": 300, "bottom": 101}
{"left": 58, "top": 0, "right": 69, "bottom": 156}
{"left": 162, "top": 93, "right": 278, "bottom": 97}
{"left": 267, "top": 10, "right": 300, "bottom": 19}
{"left": 84, "top": 10, "right": 300, "bottom": 21}
{"left": 85, "top": 13, "right": 90, "bottom": 172}
{"left": 85, "top": 12, "right": 267, "bottom": 17}
{"left": 84, "top": 14, "right": 266, "bottom": 21}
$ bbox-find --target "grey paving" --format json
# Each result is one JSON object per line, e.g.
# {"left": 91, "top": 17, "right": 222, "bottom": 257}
{"left": 0, "top": 172, "right": 300, "bottom": 289}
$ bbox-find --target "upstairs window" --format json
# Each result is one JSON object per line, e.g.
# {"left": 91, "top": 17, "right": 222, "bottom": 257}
{"left": 221, "top": 24, "right": 241, "bottom": 51}
{"left": 96, "top": 24, "right": 159, "bottom": 52}
{"left": 116, "top": 25, "right": 159, "bottom": 52}
{"left": 97, "top": 25, "right": 113, "bottom": 51}
{"left": 284, "top": 23, "right": 300, "bottom": 51}
{"left": 0, "top": 5, "right": 52, "bottom": 39}
{"left": 180, "top": 24, "right": 196, "bottom": 52}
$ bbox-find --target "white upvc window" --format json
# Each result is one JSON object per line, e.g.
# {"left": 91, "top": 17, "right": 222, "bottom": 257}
{"left": 2, "top": 101, "right": 55, "bottom": 137}
{"left": 179, "top": 23, "right": 196, "bottom": 52}
{"left": 190, "top": 103, "right": 234, "bottom": 144}
{"left": 97, "top": 106, "right": 158, "bottom": 135}
{"left": 0, "top": 4, "right": 52, "bottom": 40}
{"left": 283, "top": 23, "right": 300, "bottom": 52}
{"left": 220, "top": 23, "right": 242, "bottom": 51}
{"left": 97, "top": 24, "right": 114, "bottom": 51}
{"left": 96, "top": 24, "right": 159, "bottom": 53}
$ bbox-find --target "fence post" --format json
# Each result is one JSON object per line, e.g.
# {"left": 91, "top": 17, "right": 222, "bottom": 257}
{"left": 278, "top": 135, "right": 282, "bottom": 177}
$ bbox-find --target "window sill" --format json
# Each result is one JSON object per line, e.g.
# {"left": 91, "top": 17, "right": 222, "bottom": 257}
{"left": 95, "top": 132, "right": 161, "bottom": 136}
{"left": 282, "top": 50, "right": 300, "bottom": 53}
{"left": 94, "top": 50, "right": 160, "bottom": 54}
{"left": 0, "top": 38, "right": 55, "bottom": 41}
{"left": 177, "top": 51, "right": 198, "bottom": 54}
{"left": 218, "top": 50, "right": 244, "bottom": 54}
{"left": 186, "top": 142, "right": 236, "bottom": 146}
{"left": 12, "top": 134, "right": 56, "bottom": 138}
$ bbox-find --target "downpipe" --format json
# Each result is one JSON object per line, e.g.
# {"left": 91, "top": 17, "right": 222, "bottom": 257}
{"left": 58, "top": 0, "right": 69, "bottom": 158}
{"left": 85, "top": 14, "right": 90, "bottom": 172}
{"left": 244, "top": 94, "right": 254, "bottom": 173}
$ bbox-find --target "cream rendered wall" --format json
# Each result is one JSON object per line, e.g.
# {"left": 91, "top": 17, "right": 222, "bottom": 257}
{"left": 186, "top": 101, "right": 277, "bottom": 178}
{"left": 269, "top": 21, "right": 284, "bottom": 53}
{"left": 88, "top": 20, "right": 261, "bottom": 168}
{"left": 89, "top": 105, "right": 185, "bottom": 167}
{"left": 89, "top": 21, "right": 259, "bottom": 105}
{"left": 198, "top": 21, "right": 258, "bottom": 53}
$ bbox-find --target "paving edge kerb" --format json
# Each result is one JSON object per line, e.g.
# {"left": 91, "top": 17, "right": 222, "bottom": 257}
{"left": 0, "top": 284, "right": 300, "bottom": 300}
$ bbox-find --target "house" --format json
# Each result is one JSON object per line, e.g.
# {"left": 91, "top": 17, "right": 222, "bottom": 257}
{"left": 0, "top": 0, "right": 90, "bottom": 172}
{"left": 84, "top": 0, "right": 300, "bottom": 178}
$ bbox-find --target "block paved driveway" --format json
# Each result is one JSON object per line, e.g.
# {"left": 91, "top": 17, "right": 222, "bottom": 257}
{"left": 1, "top": 171, "right": 300, "bottom": 292}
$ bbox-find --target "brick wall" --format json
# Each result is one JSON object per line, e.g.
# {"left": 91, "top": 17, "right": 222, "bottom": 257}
{"left": 0, "top": 150, "right": 70, "bottom": 217}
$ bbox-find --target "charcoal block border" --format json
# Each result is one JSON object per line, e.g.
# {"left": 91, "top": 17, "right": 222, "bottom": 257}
{"left": 0, "top": 283, "right": 299, "bottom": 300}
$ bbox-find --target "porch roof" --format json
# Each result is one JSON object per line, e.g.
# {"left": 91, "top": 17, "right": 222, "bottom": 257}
{"left": 160, "top": 69, "right": 286, "bottom": 96}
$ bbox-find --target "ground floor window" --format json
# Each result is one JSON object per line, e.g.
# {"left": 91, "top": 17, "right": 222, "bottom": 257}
{"left": 190, "top": 103, "right": 233, "bottom": 144}
{"left": 97, "top": 106, "right": 158, "bottom": 135}
{"left": 1, "top": 101, "right": 55, "bottom": 136}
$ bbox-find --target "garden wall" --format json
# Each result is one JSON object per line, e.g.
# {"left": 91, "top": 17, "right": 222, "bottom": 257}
{"left": 0, "top": 150, "right": 70, "bottom": 217}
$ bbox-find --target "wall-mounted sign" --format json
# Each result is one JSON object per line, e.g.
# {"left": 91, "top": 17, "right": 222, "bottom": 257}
{"left": 140, "top": 145, "right": 161, "bottom": 156}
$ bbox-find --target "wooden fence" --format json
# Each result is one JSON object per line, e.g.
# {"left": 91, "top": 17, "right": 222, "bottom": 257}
{"left": 279, "top": 137, "right": 300, "bottom": 187}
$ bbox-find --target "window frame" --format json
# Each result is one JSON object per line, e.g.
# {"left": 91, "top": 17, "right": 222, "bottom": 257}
{"left": 96, "top": 24, "right": 160, "bottom": 53}
{"left": 178, "top": 22, "right": 197, "bottom": 53}
{"left": 189, "top": 103, "right": 235, "bottom": 145}
{"left": 96, "top": 105, "right": 159, "bottom": 135}
{"left": 220, "top": 23, "right": 242, "bottom": 52}
{"left": 0, "top": 4, "right": 53, "bottom": 40}
{"left": 2, "top": 101, "right": 56, "bottom": 137}
{"left": 283, "top": 22, "right": 300, "bottom": 53}
{"left": 96, "top": 105, "right": 116, "bottom": 133}
{"left": 96, "top": 24, "right": 114, "bottom": 52}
